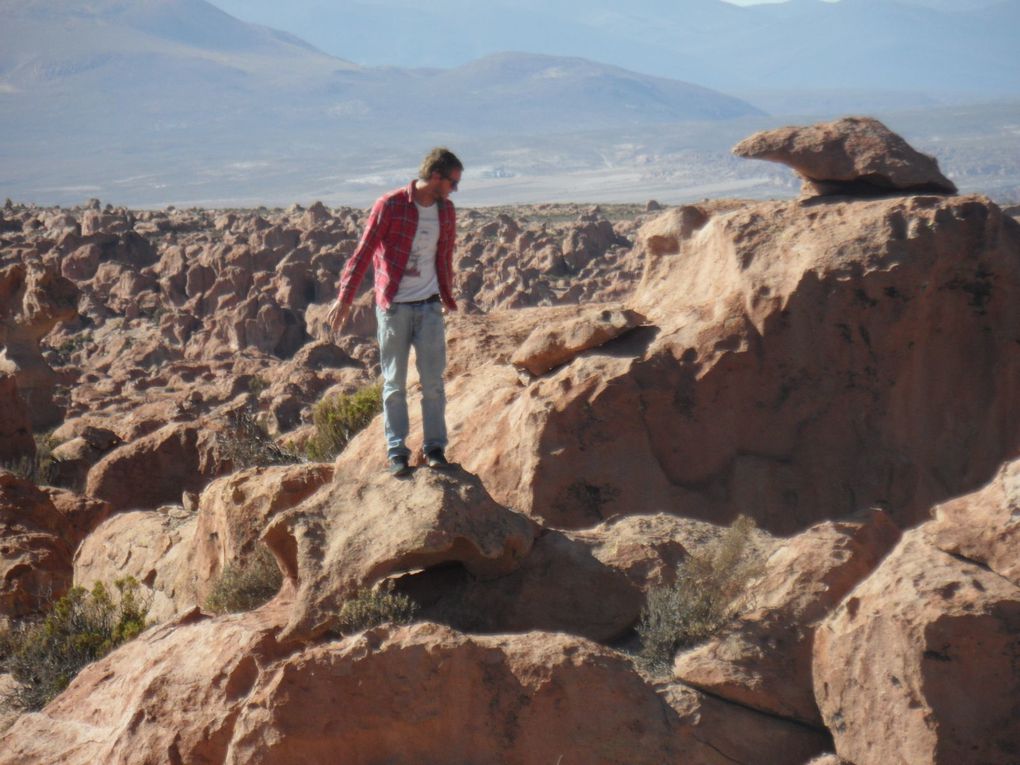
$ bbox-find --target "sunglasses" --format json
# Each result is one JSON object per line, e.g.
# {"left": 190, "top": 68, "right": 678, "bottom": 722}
{"left": 444, "top": 175, "right": 460, "bottom": 191}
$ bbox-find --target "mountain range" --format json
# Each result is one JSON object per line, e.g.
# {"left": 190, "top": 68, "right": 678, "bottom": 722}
{"left": 206, "top": 0, "right": 1020, "bottom": 104}
{"left": 0, "top": 0, "right": 1017, "bottom": 207}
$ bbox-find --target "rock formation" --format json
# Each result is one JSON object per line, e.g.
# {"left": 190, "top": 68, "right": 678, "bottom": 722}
{"left": 733, "top": 116, "right": 958, "bottom": 197}
{"left": 339, "top": 193, "right": 1020, "bottom": 536}
{"left": 0, "top": 118, "right": 1018, "bottom": 763}
{"left": 0, "top": 262, "right": 78, "bottom": 428}
{"left": 0, "top": 472, "right": 74, "bottom": 618}
{"left": 814, "top": 525, "right": 1020, "bottom": 764}
{"left": 263, "top": 468, "right": 537, "bottom": 641}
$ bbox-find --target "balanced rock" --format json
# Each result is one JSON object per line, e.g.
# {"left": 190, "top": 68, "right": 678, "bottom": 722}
{"left": 813, "top": 528, "right": 1020, "bottom": 765}
{"left": 733, "top": 116, "right": 957, "bottom": 197}
{"left": 262, "top": 467, "right": 537, "bottom": 640}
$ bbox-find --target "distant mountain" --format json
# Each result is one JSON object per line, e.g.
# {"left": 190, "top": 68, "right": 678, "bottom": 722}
{"left": 0, "top": 0, "right": 763, "bottom": 206}
{"left": 205, "top": 0, "right": 1020, "bottom": 104}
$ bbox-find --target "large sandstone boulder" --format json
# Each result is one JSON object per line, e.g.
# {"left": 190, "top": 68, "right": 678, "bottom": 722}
{"left": 227, "top": 624, "right": 690, "bottom": 765}
{"left": 336, "top": 194, "right": 1020, "bottom": 534}
{"left": 813, "top": 528, "right": 1020, "bottom": 765}
{"left": 733, "top": 116, "right": 957, "bottom": 197}
{"left": 262, "top": 467, "right": 537, "bottom": 640}
{"left": 0, "top": 609, "right": 827, "bottom": 765}
{"left": 0, "top": 471, "right": 74, "bottom": 618}
{"left": 174, "top": 463, "right": 333, "bottom": 607}
{"left": 673, "top": 508, "right": 900, "bottom": 726}
{"left": 73, "top": 507, "right": 196, "bottom": 623}
{"left": 84, "top": 422, "right": 226, "bottom": 511}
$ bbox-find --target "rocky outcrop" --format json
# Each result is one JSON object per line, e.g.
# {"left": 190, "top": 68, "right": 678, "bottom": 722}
{"left": 733, "top": 116, "right": 957, "bottom": 197}
{"left": 673, "top": 508, "right": 900, "bottom": 725}
{"left": 0, "top": 471, "right": 73, "bottom": 618}
{"left": 174, "top": 463, "right": 333, "bottom": 607}
{"left": 0, "top": 262, "right": 78, "bottom": 428}
{"left": 73, "top": 507, "right": 195, "bottom": 623}
{"left": 1, "top": 176, "right": 1018, "bottom": 762}
{"left": 335, "top": 194, "right": 1020, "bottom": 534}
{"left": 0, "top": 611, "right": 829, "bottom": 765}
{"left": 813, "top": 528, "right": 1020, "bottom": 765}
{"left": 263, "top": 467, "right": 537, "bottom": 640}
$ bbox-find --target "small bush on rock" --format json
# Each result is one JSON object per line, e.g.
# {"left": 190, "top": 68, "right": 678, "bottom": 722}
{"left": 0, "top": 578, "right": 149, "bottom": 711}
{"left": 306, "top": 383, "right": 382, "bottom": 461}
{"left": 205, "top": 545, "right": 283, "bottom": 614}
{"left": 336, "top": 580, "right": 418, "bottom": 635}
{"left": 219, "top": 404, "right": 302, "bottom": 469}
{"left": 637, "top": 515, "right": 764, "bottom": 670}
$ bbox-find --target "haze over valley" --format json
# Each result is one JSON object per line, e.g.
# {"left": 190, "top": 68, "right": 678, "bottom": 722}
{"left": 1, "top": 0, "right": 1018, "bottom": 206}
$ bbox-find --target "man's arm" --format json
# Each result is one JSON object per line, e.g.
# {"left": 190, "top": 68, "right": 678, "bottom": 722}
{"left": 328, "top": 196, "right": 390, "bottom": 335}
{"left": 438, "top": 203, "right": 458, "bottom": 312}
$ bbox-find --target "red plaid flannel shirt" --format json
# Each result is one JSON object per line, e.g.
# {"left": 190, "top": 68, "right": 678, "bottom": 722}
{"left": 336, "top": 181, "right": 458, "bottom": 311}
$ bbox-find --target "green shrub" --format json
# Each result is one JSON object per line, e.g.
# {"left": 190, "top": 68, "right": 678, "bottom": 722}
{"left": 218, "top": 404, "right": 302, "bottom": 469}
{"left": 0, "top": 578, "right": 149, "bottom": 711}
{"left": 637, "top": 515, "right": 765, "bottom": 671}
{"left": 204, "top": 545, "right": 283, "bottom": 615}
{"left": 306, "top": 383, "right": 382, "bottom": 461}
{"left": 336, "top": 580, "right": 418, "bottom": 635}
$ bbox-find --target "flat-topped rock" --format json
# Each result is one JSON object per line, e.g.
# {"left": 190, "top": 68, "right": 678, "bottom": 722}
{"left": 262, "top": 467, "right": 537, "bottom": 640}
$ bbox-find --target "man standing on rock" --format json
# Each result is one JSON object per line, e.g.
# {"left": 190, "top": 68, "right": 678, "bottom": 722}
{"left": 326, "top": 147, "right": 462, "bottom": 477}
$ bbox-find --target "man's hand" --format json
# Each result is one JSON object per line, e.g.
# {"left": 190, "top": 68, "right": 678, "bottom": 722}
{"left": 326, "top": 299, "right": 351, "bottom": 338}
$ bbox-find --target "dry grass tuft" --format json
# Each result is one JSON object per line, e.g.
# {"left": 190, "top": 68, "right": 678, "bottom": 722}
{"left": 204, "top": 545, "right": 284, "bottom": 615}
{"left": 637, "top": 514, "right": 765, "bottom": 670}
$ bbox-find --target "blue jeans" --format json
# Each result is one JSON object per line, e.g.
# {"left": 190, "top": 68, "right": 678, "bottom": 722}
{"left": 376, "top": 300, "right": 448, "bottom": 459}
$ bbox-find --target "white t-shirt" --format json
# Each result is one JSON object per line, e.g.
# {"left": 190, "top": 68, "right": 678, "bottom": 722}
{"left": 394, "top": 201, "right": 440, "bottom": 302}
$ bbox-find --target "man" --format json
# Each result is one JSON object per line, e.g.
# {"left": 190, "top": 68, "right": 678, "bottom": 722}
{"left": 326, "top": 147, "right": 462, "bottom": 477}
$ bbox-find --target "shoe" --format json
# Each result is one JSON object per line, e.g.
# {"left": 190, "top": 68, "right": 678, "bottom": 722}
{"left": 388, "top": 455, "right": 412, "bottom": 477}
{"left": 424, "top": 448, "right": 452, "bottom": 470}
